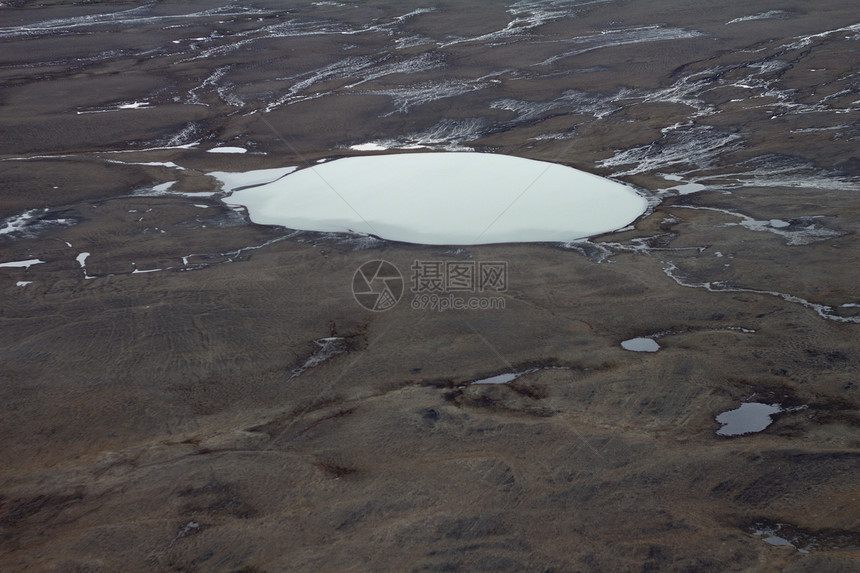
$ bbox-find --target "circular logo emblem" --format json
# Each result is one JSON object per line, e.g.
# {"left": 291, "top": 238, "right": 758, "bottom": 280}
{"left": 352, "top": 260, "right": 403, "bottom": 311}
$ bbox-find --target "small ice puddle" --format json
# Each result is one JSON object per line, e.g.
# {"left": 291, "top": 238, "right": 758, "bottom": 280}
{"left": 715, "top": 402, "right": 782, "bottom": 436}
{"left": 223, "top": 152, "right": 648, "bottom": 245}
{"left": 669, "top": 182, "right": 706, "bottom": 195}
{"left": 621, "top": 337, "right": 660, "bottom": 352}
{"left": 207, "top": 146, "right": 248, "bottom": 154}
{"left": 769, "top": 219, "right": 790, "bottom": 228}
{"left": 760, "top": 533, "right": 797, "bottom": 549}
{"left": 0, "top": 259, "right": 45, "bottom": 269}
{"left": 662, "top": 174, "right": 705, "bottom": 195}
{"left": 471, "top": 372, "right": 521, "bottom": 385}
{"left": 76, "top": 252, "right": 95, "bottom": 279}
{"left": 129, "top": 161, "right": 185, "bottom": 169}
{"left": 751, "top": 524, "right": 811, "bottom": 553}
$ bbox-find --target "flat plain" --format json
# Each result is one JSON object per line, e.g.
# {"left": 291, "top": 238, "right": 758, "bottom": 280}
{"left": 1, "top": 1, "right": 859, "bottom": 571}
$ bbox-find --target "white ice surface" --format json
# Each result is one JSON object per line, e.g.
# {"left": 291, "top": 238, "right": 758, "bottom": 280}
{"left": 127, "top": 161, "right": 184, "bottom": 169}
{"left": 349, "top": 143, "right": 389, "bottom": 151}
{"left": 0, "top": 259, "right": 45, "bottom": 269}
{"left": 760, "top": 534, "right": 795, "bottom": 548}
{"left": 152, "top": 181, "right": 176, "bottom": 193}
{"left": 223, "top": 152, "right": 647, "bottom": 245}
{"left": 76, "top": 252, "right": 90, "bottom": 267}
{"left": 76, "top": 252, "right": 95, "bottom": 278}
{"left": 621, "top": 337, "right": 660, "bottom": 352}
{"left": 140, "top": 181, "right": 220, "bottom": 198}
{"left": 207, "top": 146, "right": 248, "bottom": 154}
{"left": 668, "top": 182, "right": 706, "bottom": 195}
{"left": 472, "top": 373, "right": 520, "bottom": 385}
{"left": 118, "top": 101, "right": 150, "bottom": 109}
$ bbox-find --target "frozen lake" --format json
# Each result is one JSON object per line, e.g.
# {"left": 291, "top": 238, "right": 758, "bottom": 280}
{"left": 222, "top": 152, "right": 647, "bottom": 245}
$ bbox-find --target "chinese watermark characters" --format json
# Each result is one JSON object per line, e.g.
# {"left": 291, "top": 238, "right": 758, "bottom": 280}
{"left": 352, "top": 260, "right": 507, "bottom": 311}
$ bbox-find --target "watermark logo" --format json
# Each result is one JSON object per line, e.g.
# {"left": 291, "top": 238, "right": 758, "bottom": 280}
{"left": 352, "top": 259, "right": 507, "bottom": 311}
{"left": 411, "top": 260, "right": 507, "bottom": 293}
{"left": 352, "top": 260, "right": 404, "bottom": 311}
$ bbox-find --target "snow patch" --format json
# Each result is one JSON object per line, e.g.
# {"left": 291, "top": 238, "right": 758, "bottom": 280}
{"left": 206, "top": 146, "right": 248, "bottom": 154}
{"left": 0, "top": 259, "right": 45, "bottom": 269}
